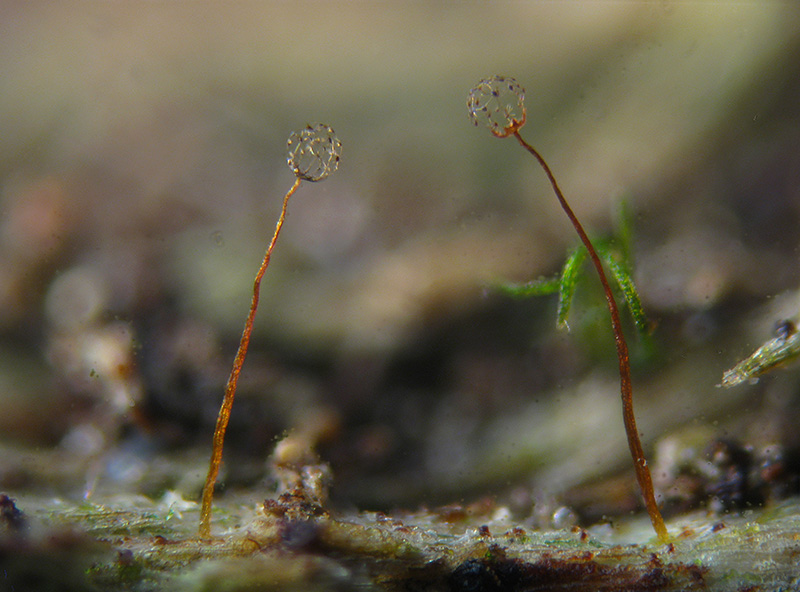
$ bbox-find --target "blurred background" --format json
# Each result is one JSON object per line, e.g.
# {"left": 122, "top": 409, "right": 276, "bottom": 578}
{"left": 2, "top": 2, "right": 800, "bottom": 526}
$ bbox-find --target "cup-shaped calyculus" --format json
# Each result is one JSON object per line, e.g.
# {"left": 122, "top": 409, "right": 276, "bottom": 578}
{"left": 467, "top": 76, "right": 527, "bottom": 138}
{"left": 287, "top": 123, "right": 342, "bottom": 182}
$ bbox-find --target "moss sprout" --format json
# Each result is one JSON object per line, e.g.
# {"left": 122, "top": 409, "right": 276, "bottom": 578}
{"left": 720, "top": 319, "right": 800, "bottom": 387}
{"left": 497, "top": 204, "right": 652, "bottom": 342}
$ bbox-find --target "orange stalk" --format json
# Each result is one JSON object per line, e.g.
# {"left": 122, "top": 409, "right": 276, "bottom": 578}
{"left": 512, "top": 131, "right": 667, "bottom": 542}
{"left": 199, "top": 177, "right": 301, "bottom": 537}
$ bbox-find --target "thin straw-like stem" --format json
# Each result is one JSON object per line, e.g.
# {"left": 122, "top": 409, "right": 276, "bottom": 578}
{"left": 199, "top": 176, "right": 303, "bottom": 537}
{"left": 513, "top": 131, "right": 668, "bottom": 542}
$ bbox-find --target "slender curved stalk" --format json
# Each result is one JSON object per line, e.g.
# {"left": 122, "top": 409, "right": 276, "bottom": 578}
{"left": 513, "top": 131, "right": 668, "bottom": 542}
{"left": 199, "top": 177, "right": 303, "bottom": 537}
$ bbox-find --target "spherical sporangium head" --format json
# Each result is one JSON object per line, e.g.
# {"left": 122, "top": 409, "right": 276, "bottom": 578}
{"left": 467, "top": 76, "right": 526, "bottom": 138}
{"left": 287, "top": 123, "right": 341, "bottom": 182}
